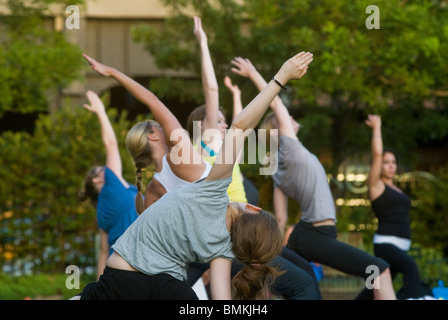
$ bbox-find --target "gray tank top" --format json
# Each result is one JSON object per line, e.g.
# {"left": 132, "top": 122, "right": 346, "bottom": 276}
{"left": 272, "top": 136, "right": 336, "bottom": 223}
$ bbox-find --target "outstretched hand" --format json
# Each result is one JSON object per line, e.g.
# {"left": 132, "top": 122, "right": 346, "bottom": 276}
{"left": 230, "top": 57, "right": 257, "bottom": 78}
{"left": 193, "top": 16, "right": 207, "bottom": 44}
{"left": 365, "top": 114, "right": 381, "bottom": 129}
{"left": 83, "top": 90, "right": 105, "bottom": 114}
{"left": 83, "top": 54, "right": 114, "bottom": 77}
{"left": 276, "top": 52, "right": 313, "bottom": 83}
{"left": 224, "top": 76, "right": 240, "bottom": 95}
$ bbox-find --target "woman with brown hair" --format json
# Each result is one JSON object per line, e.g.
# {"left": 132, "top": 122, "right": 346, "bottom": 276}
{"left": 78, "top": 90, "right": 138, "bottom": 280}
{"left": 359, "top": 114, "right": 429, "bottom": 299}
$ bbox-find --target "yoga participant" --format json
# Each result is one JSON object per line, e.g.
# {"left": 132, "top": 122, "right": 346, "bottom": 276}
{"left": 357, "top": 114, "right": 429, "bottom": 300}
{"left": 78, "top": 90, "right": 138, "bottom": 279}
{"left": 185, "top": 17, "right": 320, "bottom": 300}
{"left": 82, "top": 54, "right": 212, "bottom": 213}
{"left": 77, "top": 51, "right": 314, "bottom": 300}
{"left": 231, "top": 56, "right": 396, "bottom": 300}
{"left": 186, "top": 16, "right": 247, "bottom": 203}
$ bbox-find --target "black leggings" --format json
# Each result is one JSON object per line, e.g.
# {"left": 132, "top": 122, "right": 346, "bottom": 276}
{"left": 80, "top": 267, "right": 198, "bottom": 300}
{"left": 287, "top": 221, "right": 389, "bottom": 279}
{"left": 357, "top": 243, "right": 427, "bottom": 300}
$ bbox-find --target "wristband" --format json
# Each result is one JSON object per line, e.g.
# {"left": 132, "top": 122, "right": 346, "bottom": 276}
{"left": 272, "top": 77, "right": 287, "bottom": 91}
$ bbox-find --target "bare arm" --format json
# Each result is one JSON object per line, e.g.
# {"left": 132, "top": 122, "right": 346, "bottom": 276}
{"left": 365, "top": 114, "right": 385, "bottom": 200}
{"left": 273, "top": 186, "right": 289, "bottom": 235}
{"left": 206, "top": 52, "right": 313, "bottom": 181}
{"left": 224, "top": 76, "right": 243, "bottom": 120}
{"left": 194, "top": 16, "right": 219, "bottom": 132}
{"left": 209, "top": 258, "right": 232, "bottom": 300}
{"left": 224, "top": 76, "right": 244, "bottom": 163}
{"left": 83, "top": 54, "right": 187, "bottom": 149}
{"left": 97, "top": 229, "right": 109, "bottom": 280}
{"left": 83, "top": 90, "right": 126, "bottom": 185}
{"left": 231, "top": 57, "right": 299, "bottom": 140}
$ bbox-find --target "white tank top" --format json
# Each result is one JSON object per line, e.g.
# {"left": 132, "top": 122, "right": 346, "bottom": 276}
{"left": 153, "top": 155, "right": 212, "bottom": 192}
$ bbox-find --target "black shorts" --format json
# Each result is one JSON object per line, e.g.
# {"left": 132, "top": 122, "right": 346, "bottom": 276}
{"left": 80, "top": 267, "right": 199, "bottom": 300}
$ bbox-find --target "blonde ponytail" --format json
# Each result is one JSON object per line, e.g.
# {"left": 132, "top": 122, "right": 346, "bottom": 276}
{"left": 135, "top": 167, "right": 145, "bottom": 214}
{"left": 126, "top": 120, "right": 156, "bottom": 214}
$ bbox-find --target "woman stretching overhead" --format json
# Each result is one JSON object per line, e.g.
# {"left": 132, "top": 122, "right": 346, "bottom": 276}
{"left": 82, "top": 53, "right": 211, "bottom": 213}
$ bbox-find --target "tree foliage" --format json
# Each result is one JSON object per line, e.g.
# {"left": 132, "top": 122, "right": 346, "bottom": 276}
{"left": 132, "top": 0, "right": 448, "bottom": 173}
{"left": 0, "top": 0, "right": 86, "bottom": 117}
{"left": 411, "top": 166, "right": 448, "bottom": 256}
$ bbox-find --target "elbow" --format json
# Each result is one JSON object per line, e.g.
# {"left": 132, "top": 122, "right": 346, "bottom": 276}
{"left": 276, "top": 213, "right": 287, "bottom": 229}
{"left": 371, "top": 152, "right": 383, "bottom": 159}
{"left": 140, "top": 91, "right": 159, "bottom": 108}
{"left": 229, "top": 119, "right": 246, "bottom": 132}
{"left": 104, "top": 138, "right": 118, "bottom": 149}
{"left": 204, "top": 85, "right": 219, "bottom": 94}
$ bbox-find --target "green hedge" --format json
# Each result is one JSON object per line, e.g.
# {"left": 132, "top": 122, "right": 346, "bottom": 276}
{"left": 0, "top": 271, "right": 96, "bottom": 300}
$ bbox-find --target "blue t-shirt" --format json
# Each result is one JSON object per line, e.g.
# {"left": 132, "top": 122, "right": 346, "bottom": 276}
{"left": 96, "top": 167, "right": 138, "bottom": 255}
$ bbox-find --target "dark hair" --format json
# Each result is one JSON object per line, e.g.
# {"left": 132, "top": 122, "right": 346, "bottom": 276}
{"left": 383, "top": 147, "right": 399, "bottom": 166}
{"left": 78, "top": 166, "right": 102, "bottom": 207}
{"left": 186, "top": 105, "right": 227, "bottom": 137}
{"left": 230, "top": 210, "right": 284, "bottom": 299}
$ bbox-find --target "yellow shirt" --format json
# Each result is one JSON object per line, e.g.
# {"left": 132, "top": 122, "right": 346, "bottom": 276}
{"left": 201, "top": 153, "right": 248, "bottom": 203}
{"left": 194, "top": 139, "right": 248, "bottom": 203}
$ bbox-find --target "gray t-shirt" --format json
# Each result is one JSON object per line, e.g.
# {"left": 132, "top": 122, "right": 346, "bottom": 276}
{"left": 112, "top": 177, "right": 235, "bottom": 281}
{"left": 272, "top": 136, "right": 336, "bottom": 223}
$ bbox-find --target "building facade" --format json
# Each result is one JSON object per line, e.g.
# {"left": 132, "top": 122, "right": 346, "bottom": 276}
{"left": 56, "top": 0, "right": 188, "bottom": 109}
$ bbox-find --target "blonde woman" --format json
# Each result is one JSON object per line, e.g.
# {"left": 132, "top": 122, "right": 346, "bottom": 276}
{"left": 83, "top": 54, "right": 211, "bottom": 213}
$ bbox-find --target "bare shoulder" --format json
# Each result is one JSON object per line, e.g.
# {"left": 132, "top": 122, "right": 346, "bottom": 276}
{"left": 144, "top": 178, "right": 167, "bottom": 208}
{"left": 369, "top": 180, "right": 386, "bottom": 202}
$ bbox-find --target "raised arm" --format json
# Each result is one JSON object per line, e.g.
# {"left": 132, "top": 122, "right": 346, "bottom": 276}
{"left": 273, "top": 186, "right": 289, "bottom": 235}
{"left": 194, "top": 16, "right": 219, "bottom": 132}
{"left": 365, "top": 114, "right": 385, "bottom": 200}
{"left": 83, "top": 54, "right": 186, "bottom": 148}
{"left": 206, "top": 52, "right": 313, "bottom": 181}
{"left": 83, "top": 90, "right": 124, "bottom": 182}
{"left": 224, "top": 76, "right": 242, "bottom": 120}
{"left": 231, "top": 57, "right": 298, "bottom": 139}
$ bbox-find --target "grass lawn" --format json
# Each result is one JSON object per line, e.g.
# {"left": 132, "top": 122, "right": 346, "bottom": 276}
{"left": 0, "top": 271, "right": 96, "bottom": 300}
